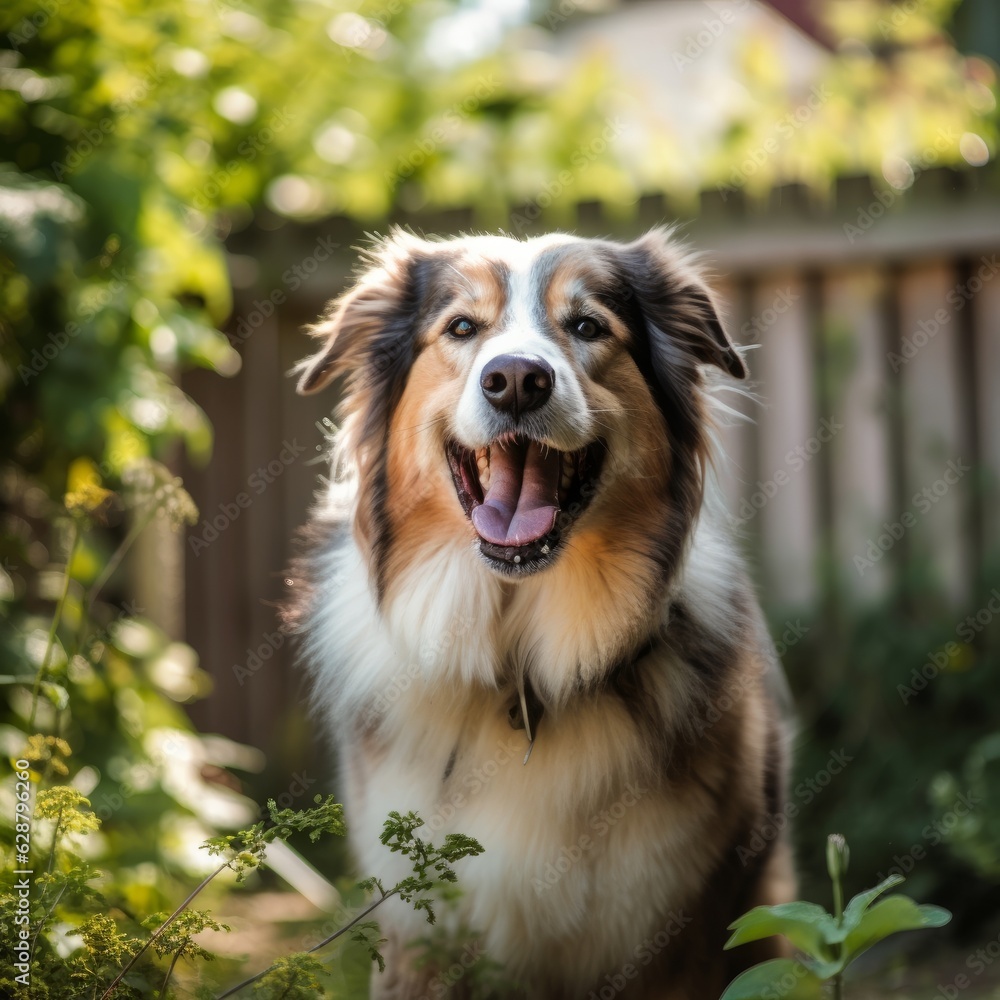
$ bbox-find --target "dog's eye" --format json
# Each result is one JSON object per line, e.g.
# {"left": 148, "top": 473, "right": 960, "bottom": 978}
{"left": 447, "top": 317, "right": 478, "bottom": 339}
{"left": 568, "top": 317, "right": 606, "bottom": 341}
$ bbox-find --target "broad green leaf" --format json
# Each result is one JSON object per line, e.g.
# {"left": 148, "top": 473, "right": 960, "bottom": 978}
{"left": 720, "top": 959, "right": 825, "bottom": 1000}
{"left": 801, "top": 954, "right": 847, "bottom": 979}
{"left": 836, "top": 873, "right": 906, "bottom": 941}
{"left": 843, "top": 895, "right": 951, "bottom": 963}
{"left": 725, "top": 901, "right": 838, "bottom": 959}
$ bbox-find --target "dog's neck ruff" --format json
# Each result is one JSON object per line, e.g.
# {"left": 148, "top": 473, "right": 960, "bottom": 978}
{"left": 504, "top": 633, "right": 661, "bottom": 764}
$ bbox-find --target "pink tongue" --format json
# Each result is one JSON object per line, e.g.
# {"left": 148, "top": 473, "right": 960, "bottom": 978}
{"left": 471, "top": 440, "right": 561, "bottom": 546}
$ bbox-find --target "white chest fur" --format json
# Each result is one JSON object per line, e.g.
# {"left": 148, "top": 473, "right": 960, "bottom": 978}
{"left": 304, "top": 532, "right": 734, "bottom": 988}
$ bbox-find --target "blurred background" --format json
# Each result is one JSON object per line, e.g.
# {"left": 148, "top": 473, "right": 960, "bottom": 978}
{"left": 2, "top": 0, "right": 999, "bottom": 995}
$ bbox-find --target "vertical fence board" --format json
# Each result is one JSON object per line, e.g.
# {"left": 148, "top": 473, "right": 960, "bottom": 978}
{"left": 183, "top": 361, "right": 251, "bottom": 740}
{"left": 751, "top": 274, "right": 818, "bottom": 608}
{"left": 239, "top": 315, "right": 290, "bottom": 749}
{"left": 897, "top": 263, "right": 970, "bottom": 606}
{"left": 975, "top": 270, "right": 1000, "bottom": 558}
{"left": 824, "top": 268, "right": 893, "bottom": 600}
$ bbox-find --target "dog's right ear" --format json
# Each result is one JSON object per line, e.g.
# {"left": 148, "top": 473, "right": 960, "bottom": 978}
{"left": 294, "top": 230, "right": 426, "bottom": 396}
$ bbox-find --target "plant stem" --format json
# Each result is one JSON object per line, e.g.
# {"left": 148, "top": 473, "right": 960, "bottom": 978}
{"left": 832, "top": 869, "right": 844, "bottom": 1000}
{"left": 29, "top": 880, "right": 67, "bottom": 967}
{"left": 100, "top": 860, "right": 229, "bottom": 1000}
{"left": 87, "top": 503, "right": 157, "bottom": 616}
{"left": 29, "top": 522, "right": 79, "bottom": 729}
{"left": 46, "top": 805, "right": 64, "bottom": 875}
{"left": 160, "top": 948, "right": 182, "bottom": 998}
{"left": 214, "top": 888, "right": 399, "bottom": 999}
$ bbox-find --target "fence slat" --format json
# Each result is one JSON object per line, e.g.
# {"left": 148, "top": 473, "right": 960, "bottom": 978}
{"left": 750, "top": 274, "right": 819, "bottom": 608}
{"left": 824, "top": 268, "right": 893, "bottom": 600}
{"left": 897, "top": 263, "right": 971, "bottom": 606}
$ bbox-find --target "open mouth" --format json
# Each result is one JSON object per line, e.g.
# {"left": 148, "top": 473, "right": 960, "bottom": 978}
{"left": 447, "top": 435, "right": 605, "bottom": 573}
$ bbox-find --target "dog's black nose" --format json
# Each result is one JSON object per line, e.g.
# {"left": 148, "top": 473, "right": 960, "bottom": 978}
{"left": 480, "top": 354, "right": 555, "bottom": 418}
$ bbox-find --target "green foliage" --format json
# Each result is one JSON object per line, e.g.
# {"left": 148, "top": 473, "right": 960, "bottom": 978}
{"left": 0, "top": 742, "right": 166, "bottom": 999}
{"left": 348, "top": 921, "right": 388, "bottom": 974}
{"left": 709, "top": 0, "right": 998, "bottom": 200}
{"left": 370, "top": 810, "right": 485, "bottom": 924}
{"left": 2, "top": 743, "right": 484, "bottom": 999}
{"left": 34, "top": 783, "right": 100, "bottom": 835}
{"left": 203, "top": 794, "right": 346, "bottom": 881}
{"left": 931, "top": 731, "right": 1000, "bottom": 880}
{"left": 206, "top": 813, "right": 484, "bottom": 997}
{"left": 780, "top": 570, "right": 1000, "bottom": 907}
{"left": 18, "top": 732, "right": 72, "bottom": 776}
{"left": 144, "top": 909, "right": 232, "bottom": 962}
{"left": 0, "top": 0, "right": 626, "bottom": 528}
{"left": 251, "top": 954, "right": 329, "bottom": 999}
{"left": 722, "top": 835, "right": 951, "bottom": 1000}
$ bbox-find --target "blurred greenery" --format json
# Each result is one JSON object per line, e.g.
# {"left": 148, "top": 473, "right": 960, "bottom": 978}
{"left": 783, "top": 572, "right": 1000, "bottom": 920}
{"left": 1, "top": 0, "right": 999, "bottom": 994}
{"left": 706, "top": 0, "right": 998, "bottom": 200}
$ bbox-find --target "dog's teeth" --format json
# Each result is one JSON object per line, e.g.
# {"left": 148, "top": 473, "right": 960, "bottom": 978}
{"left": 514, "top": 555, "right": 521, "bottom": 564}
{"left": 475, "top": 447, "right": 491, "bottom": 490}
{"left": 541, "top": 545, "right": 550, "bottom": 555}
{"left": 560, "top": 454, "right": 573, "bottom": 490}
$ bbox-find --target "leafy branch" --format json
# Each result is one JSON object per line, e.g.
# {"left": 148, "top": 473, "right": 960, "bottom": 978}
{"left": 214, "top": 810, "right": 484, "bottom": 998}
{"left": 99, "top": 794, "right": 345, "bottom": 999}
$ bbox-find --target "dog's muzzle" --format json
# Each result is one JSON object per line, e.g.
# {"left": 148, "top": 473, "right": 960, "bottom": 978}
{"left": 447, "top": 434, "right": 606, "bottom": 575}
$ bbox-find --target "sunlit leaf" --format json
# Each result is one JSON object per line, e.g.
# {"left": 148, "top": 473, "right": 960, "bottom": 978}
{"left": 843, "top": 895, "right": 952, "bottom": 963}
{"left": 725, "top": 901, "right": 839, "bottom": 958}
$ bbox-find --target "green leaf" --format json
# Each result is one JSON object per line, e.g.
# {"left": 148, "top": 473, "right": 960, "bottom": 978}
{"left": 725, "top": 901, "right": 838, "bottom": 959}
{"left": 837, "top": 873, "right": 906, "bottom": 939}
{"left": 350, "top": 920, "right": 387, "bottom": 973}
{"left": 40, "top": 681, "right": 70, "bottom": 710}
{"left": 842, "top": 895, "right": 951, "bottom": 963}
{"left": 720, "top": 959, "right": 826, "bottom": 1000}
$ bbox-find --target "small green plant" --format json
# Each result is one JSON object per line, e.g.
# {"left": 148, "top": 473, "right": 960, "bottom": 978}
{"left": 721, "top": 834, "right": 952, "bottom": 1000}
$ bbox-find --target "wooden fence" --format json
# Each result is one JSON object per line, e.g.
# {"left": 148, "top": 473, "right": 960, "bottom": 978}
{"left": 171, "top": 164, "right": 1000, "bottom": 752}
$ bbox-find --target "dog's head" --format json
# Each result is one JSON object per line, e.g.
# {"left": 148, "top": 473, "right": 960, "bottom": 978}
{"left": 297, "top": 227, "right": 744, "bottom": 598}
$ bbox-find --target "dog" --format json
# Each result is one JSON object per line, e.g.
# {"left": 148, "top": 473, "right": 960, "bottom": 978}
{"left": 286, "top": 227, "right": 795, "bottom": 999}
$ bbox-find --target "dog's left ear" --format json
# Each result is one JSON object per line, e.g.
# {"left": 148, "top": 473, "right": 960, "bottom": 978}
{"left": 294, "top": 229, "right": 426, "bottom": 396}
{"left": 621, "top": 228, "right": 747, "bottom": 381}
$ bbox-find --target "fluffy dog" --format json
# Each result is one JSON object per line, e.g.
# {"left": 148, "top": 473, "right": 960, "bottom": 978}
{"left": 287, "top": 227, "right": 795, "bottom": 999}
